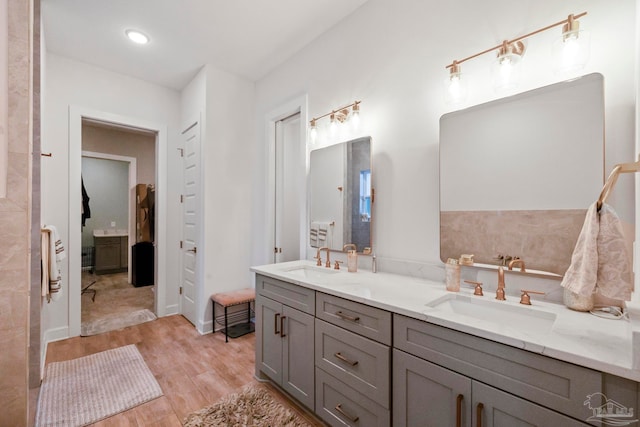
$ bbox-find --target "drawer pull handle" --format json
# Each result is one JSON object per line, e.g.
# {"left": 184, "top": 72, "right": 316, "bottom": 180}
{"left": 334, "top": 352, "right": 359, "bottom": 366}
{"left": 280, "top": 316, "right": 287, "bottom": 338}
{"left": 335, "top": 404, "right": 359, "bottom": 423}
{"left": 476, "top": 402, "right": 484, "bottom": 427}
{"left": 336, "top": 311, "right": 360, "bottom": 323}
{"left": 456, "top": 394, "right": 463, "bottom": 427}
{"left": 274, "top": 313, "right": 280, "bottom": 334}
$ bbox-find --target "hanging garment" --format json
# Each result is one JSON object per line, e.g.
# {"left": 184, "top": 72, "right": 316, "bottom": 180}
{"left": 81, "top": 177, "right": 91, "bottom": 226}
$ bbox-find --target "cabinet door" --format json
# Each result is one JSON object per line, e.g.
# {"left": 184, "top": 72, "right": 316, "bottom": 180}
{"left": 95, "top": 241, "right": 121, "bottom": 272}
{"left": 472, "top": 381, "right": 590, "bottom": 427}
{"left": 393, "top": 349, "right": 471, "bottom": 427}
{"left": 282, "top": 304, "right": 315, "bottom": 410}
{"left": 256, "top": 296, "right": 283, "bottom": 384}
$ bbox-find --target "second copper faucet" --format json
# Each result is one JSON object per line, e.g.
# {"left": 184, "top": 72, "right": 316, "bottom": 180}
{"left": 496, "top": 266, "right": 506, "bottom": 300}
{"left": 508, "top": 258, "right": 526, "bottom": 272}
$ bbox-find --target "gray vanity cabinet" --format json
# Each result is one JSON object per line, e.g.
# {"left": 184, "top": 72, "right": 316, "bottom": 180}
{"left": 314, "top": 292, "right": 391, "bottom": 426}
{"left": 394, "top": 314, "right": 597, "bottom": 426}
{"left": 394, "top": 349, "right": 589, "bottom": 427}
{"left": 255, "top": 275, "right": 315, "bottom": 410}
{"left": 94, "top": 235, "right": 128, "bottom": 274}
{"left": 393, "top": 349, "right": 471, "bottom": 426}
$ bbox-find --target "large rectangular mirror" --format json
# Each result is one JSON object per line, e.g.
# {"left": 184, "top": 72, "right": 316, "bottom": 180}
{"left": 309, "top": 136, "right": 372, "bottom": 253}
{"left": 440, "top": 73, "right": 604, "bottom": 276}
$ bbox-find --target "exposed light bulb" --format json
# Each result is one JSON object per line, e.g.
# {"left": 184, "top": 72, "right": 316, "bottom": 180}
{"left": 444, "top": 62, "right": 467, "bottom": 105}
{"left": 552, "top": 17, "right": 590, "bottom": 74}
{"left": 351, "top": 103, "right": 361, "bottom": 131}
{"left": 309, "top": 119, "right": 318, "bottom": 143}
{"left": 329, "top": 113, "right": 338, "bottom": 137}
{"left": 492, "top": 41, "right": 524, "bottom": 92}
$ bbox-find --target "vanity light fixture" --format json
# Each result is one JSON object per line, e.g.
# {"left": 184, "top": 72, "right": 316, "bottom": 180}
{"left": 445, "top": 60, "right": 468, "bottom": 104}
{"left": 308, "top": 100, "right": 361, "bottom": 143}
{"left": 551, "top": 14, "right": 591, "bottom": 74}
{"left": 125, "top": 29, "right": 150, "bottom": 45}
{"left": 445, "top": 12, "right": 588, "bottom": 99}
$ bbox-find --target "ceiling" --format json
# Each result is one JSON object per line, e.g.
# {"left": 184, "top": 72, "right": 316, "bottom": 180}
{"left": 41, "top": 0, "right": 369, "bottom": 90}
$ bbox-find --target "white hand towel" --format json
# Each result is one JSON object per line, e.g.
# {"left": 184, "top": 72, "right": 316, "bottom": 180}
{"left": 309, "top": 222, "right": 319, "bottom": 248}
{"left": 42, "top": 225, "right": 65, "bottom": 299}
{"left": 561, "top": 202, "right": 632, "bottom": 301}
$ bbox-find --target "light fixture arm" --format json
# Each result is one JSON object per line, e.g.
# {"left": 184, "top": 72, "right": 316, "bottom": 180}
{"left": 309, "top": 101, "right": 361, "bottom": 125}
{"left": 445, "top": 12, "right": 587, "bottom": 69}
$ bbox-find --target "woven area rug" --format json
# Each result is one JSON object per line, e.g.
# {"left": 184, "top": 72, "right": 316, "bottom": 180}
{"left": 183, "top": 384, "right": 312, "bottom": 427}
{"left": 35, "top": 344, "right": 163, "bottom": 427}
{"left": 81, "top": 308, "right": 157, "bottom": 336}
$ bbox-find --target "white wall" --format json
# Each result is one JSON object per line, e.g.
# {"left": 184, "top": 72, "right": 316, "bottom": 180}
{"left": 41, "top": 53, "right": 182, "bottom": 343}
{"left": 252, "top": 0, "right": 637, "bottom": 277}
{"left": 180, "top": 65, "right": 256, "bottom": 333}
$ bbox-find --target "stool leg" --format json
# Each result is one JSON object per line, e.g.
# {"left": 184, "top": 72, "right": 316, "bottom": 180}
{"left": 224, "top": 306, "right": 228, "bottom": 343}
{"left": 247, "top": 302, "right": 251, "bottom": 325}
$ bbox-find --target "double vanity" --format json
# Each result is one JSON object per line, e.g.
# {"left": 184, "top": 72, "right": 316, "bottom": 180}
{"left": 252, "top": 260, "right": 640, "bottom": 427}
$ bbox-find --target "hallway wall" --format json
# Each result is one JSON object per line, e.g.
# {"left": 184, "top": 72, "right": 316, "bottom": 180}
{"left": 41, "top": 53, "right": 182, "bottom": 344}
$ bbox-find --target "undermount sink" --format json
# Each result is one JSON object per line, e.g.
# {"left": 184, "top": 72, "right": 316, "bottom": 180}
{"left": 283, "top": 265, "right": 339, "bottom": 279}
{"left": 425, "top": 294, "right": 557, "bottom": 333}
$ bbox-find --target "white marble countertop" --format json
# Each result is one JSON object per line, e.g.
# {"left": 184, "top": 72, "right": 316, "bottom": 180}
{"left": 93, "top": 229, "right": 128, "bottom": 237}
{"left": 251, "top": 259, "right": 640, "bottom": 382}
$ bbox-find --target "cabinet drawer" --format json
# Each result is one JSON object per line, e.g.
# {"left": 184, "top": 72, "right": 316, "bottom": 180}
{"left": 316, "top": 292, "right": 391, "bottom": 345}
{"left": 394, "top": 314, "right": 602, "bottom": 422}
{"left": 256, "top": 274, "right": 315, "bottom": 315}
{"left": 315, "top": 319, "right": 390, "bottom": 408}
{"left": 315, "top": 367, "right": 390, "bottom": 427}
{"left": 95, "top": 236, "right": 121, "bottom": 245}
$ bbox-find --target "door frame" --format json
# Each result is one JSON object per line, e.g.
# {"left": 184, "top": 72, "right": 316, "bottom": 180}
{"left": 264, "top": 95, "right": 309, "bottom": 263}
{"left": 81, "top": 150, "right": 137, "bottom": 284}
{"left": 69, "top": 105, "right": 168, "bottom": 337}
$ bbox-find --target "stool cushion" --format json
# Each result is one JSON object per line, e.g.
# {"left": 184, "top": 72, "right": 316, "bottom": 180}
{"left": 211, "top": 288, "right": 255, "bottom": 307}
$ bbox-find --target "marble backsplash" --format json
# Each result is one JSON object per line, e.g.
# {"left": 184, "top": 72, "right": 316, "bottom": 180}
{"left": 440, "top": 209, "right": 589, "bottom": 276}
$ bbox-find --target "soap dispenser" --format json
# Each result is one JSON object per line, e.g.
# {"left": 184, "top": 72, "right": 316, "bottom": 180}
{"left": 346, "top": 250, "right": 357, "bottom": 272}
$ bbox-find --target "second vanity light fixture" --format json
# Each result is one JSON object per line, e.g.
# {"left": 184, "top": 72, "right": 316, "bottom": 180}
{"left": 309, "top": 100, "right": 361, "bottom": 143}
{"left": 445, "top": 12, "right": 590, "bottom": 103}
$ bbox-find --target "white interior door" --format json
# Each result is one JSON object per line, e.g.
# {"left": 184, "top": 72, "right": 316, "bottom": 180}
{"left": 181, "top": 120, "right": 200, "bottom": 325}
{"left": 274, "top": 113, "right": 302, "bottom": 263}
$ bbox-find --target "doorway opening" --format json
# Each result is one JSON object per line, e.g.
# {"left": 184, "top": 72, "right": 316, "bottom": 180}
{"left": 79, "top": 121, "right": 157, "bottom": 336}
{"left": 68, "top": 105, "right": 169, "bottom": 338}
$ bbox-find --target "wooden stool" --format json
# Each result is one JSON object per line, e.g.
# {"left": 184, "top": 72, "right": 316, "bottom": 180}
{"left": 211, "top": 288, "right": 255, "bottom": 342}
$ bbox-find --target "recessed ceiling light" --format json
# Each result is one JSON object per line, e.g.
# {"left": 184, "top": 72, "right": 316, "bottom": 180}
{"left": 125, "top": 29, "right": 149, "bottom": 45}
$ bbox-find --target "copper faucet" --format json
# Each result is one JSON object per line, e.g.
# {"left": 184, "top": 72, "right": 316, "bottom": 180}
{"left": 508, "top": 258, "right": 526, "bottom": 272}
{"left": 315, "top": 247, "right": 331, "bottom": 268}
{"left": 496, "top": 266, "right": 506, "bottom": 300}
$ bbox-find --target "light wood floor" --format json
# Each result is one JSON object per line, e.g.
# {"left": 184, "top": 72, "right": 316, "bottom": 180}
{"left": 41, "top": 315, "right": 325, "bottom": 426}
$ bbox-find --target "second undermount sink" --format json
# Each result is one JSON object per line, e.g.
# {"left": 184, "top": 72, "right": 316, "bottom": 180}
{"left": 425, "top": 293, "right": 557, "bottom": 333}
{"left": 283, "top": 265, "right": 339, "bottom": 279}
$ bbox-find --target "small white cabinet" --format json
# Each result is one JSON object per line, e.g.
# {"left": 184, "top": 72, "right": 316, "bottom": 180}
{"left": 255, "top": 275, "right": 315, "bottom": 409}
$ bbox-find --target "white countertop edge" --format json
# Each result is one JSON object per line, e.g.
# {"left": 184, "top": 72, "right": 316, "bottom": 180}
{"left": 251, "top": 260, "right": 640, "bottom": 382}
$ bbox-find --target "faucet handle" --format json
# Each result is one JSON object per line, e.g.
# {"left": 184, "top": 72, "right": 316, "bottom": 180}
{"left": 314, "top": 255, "right": 322, "bottom": 266}
{"left": 464, "top": 280, "right": 484, "bottom": 296}
{"left": 334, "top": 260, "right": 343, "bottom": 270}
{"left": 520, "top": 290, "right": 545, "bottom": 305}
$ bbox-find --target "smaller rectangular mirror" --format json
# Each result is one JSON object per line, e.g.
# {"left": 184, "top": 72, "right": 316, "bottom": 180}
{"left": 309, "top": 136, "right": 372, "bottom": 253}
